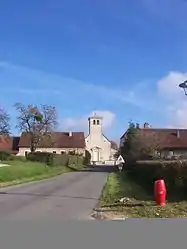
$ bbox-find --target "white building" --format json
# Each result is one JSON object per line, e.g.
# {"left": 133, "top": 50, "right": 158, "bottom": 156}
{"left": 85, "top": 114, "right": 118, "bottom": 164}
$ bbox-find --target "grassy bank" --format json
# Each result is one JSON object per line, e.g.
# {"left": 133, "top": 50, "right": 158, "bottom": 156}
{"left": 0, "top": 160, "right": 84, "bottom": 187}
{"left": 99, "top": 172, "right": 187, "bottom": 218}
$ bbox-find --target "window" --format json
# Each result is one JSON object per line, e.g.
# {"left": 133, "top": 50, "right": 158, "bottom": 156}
{"left": 93, "top": 120, "right": 96, "bottom": 125}
{"left": 53, "top": 151, "right": 56, "bottom": 154}
{"left": 61, "top": 151, "right": 65, "bottom": 154}
{"left": 97, "top": 120, "right": 100, "bottom": 125}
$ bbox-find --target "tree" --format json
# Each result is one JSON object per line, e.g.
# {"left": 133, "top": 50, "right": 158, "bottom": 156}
{"left": 0, "top": 107, "right": 10, "bottom": 136}
{"left": 14, "top": 103, "right": 58, "bottom": 152}
{"left": 121, "top": 121, "right": 159, "bottom": 162}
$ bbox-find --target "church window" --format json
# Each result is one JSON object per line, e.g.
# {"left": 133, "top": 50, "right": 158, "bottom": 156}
{"left": 97, "top": 120, "right": 100, "bottom": 125}
{"left": 93, "top": 120, "right": 96, "bottom": 125}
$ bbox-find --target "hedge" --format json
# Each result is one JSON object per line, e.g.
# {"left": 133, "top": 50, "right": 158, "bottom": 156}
{"left": 128, "top": 160, "right": 187, "bottom": 196}
{"left": 26, "top": 152, "right": 84, "bottom": 167}
{"left": 0, "top": 150, "right": 87, "bottom": 168}
{"left": 26, "top": 152, "right": 54, "bottom": 165}
{"left": 0, "top": 151, "right": 12, "bottom": 161}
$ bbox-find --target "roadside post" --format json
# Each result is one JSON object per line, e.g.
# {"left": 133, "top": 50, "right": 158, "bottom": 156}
{"left": 115, "top": 155, "right": 125, "bottom": 172}
{"left": 154, "top": 179, "right": 167, "bottom": 206}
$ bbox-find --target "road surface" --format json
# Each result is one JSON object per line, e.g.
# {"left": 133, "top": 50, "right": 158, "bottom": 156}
{"left": 0, "top": 165, "right": 114, "bottom": 220}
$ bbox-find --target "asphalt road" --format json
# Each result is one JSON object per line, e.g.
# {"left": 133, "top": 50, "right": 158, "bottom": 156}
{"left": 0, "top": 165, "right": 115, "bottom": 220}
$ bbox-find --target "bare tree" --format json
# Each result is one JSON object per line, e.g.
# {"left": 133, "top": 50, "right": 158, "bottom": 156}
{"left": 14, "top": 103, "right": 58, "bottom": 152}
{"left": 0, "top": 107, "right": 10, "bottom": 136}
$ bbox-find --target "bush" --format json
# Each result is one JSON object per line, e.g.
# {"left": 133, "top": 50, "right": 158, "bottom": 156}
{"left": 68, "top": 151, "right": 76, "bottom": 155}
{"left": 27, "top": 152, "right": 55, "bottom": 166}
{"left": 10, "top": 155, "right": 26, "bottom": 162}
{"left": 0, "top": 151, "right": 12, "bottom": 161}
{"left": 128, "top": 160, "right": 187, "bottom": 196}
{"left": 83, "top": 150, "right": 91, "bottom": 165}
{"left": 26, "top": 152, "right": 84, "bottom": 168}
{"left": 52, "top": 154, "right": 69, "bottom": 167}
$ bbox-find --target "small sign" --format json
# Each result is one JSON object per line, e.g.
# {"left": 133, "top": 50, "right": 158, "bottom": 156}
{"left": 116, "top": 155, "right": 125, "bottom": 165}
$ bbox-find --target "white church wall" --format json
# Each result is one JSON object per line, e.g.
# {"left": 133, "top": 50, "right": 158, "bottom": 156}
{"left": 85, "top": 115, "right": 115, "bottom": 163}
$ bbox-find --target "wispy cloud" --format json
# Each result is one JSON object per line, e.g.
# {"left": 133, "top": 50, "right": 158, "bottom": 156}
{"left": 0, "top": 61, "right": 149, "bottom": 109}
{"left": 62, "top": 110, "right": 116, "bottom": 131}
{"left": 156, "top": 71, "right": 187, "bottom": 128}
{"left": 1, "top": 61, "right": 186, "bottom": 132}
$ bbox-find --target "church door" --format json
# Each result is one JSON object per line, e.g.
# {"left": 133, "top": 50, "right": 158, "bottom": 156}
{"left": 92, "top": 148, "right": 99, "bottom": 162}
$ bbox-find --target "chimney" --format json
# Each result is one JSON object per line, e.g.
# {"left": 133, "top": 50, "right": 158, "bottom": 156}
{"left": 177, "top": 129, "right": 180, "bottom": 138}
{"left": 69, "top": 131, "right": 72, "bottom": 137}
{"left": 143, "top": 122, "right": 149, "bottom": 129}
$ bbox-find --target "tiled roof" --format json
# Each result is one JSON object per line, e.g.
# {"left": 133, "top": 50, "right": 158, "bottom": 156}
{"left": 0, "top": 136, "right": 19, "bottom": 154}
{"left": 19, "top": 132, "right": 85, "bottom": 148}
{"left": 139, "top": 128, "right": 187, "bottom": 149}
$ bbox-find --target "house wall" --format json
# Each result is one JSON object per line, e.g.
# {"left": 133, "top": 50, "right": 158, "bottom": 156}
{"left": 160, "top": 149, "right": 187, "bottom": 158}
{"left": 18, "top": 147, "right": 85, "bottom": 157}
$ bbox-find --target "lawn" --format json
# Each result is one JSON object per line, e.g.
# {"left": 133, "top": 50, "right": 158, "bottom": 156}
{"left": 0, "top": 160, "right": 83, "bottom": 187}
{"left": 98, "top": 172, "right": 187, "bottom": 219}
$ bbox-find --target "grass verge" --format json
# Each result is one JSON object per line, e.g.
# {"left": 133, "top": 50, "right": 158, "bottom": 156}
{"left": 99, "top": 172, "right": 187, "bottom": 218}
{"left": 0, "top": 160, "right": 84, "bottom": 187}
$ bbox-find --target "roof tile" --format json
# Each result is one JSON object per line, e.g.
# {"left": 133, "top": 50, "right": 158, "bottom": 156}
{"left": 139, "top": 128, "right": 187, "bottom": 149}
{"left": 19, "top": 132, "right": 85, "bottom": 148}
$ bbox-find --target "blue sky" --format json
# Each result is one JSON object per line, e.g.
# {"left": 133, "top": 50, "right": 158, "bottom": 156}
{"left": 1, "top": 0, "right": 187, "bottom": 140}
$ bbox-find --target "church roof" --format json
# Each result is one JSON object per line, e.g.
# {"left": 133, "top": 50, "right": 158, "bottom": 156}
{"left": 88, "top": 115, "right": 103, "bottom": 119}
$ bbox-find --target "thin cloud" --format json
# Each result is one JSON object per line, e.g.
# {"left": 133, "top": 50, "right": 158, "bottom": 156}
{"left": 0, "top": 61, "right": 148, "bottom": 109}
{"left": 156, "top": 70, "right": 187, "bottom": 128}
{"left": 61, "top": 110, "right": 116, "bottom": 133}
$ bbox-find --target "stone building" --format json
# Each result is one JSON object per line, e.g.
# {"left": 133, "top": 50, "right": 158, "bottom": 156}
{"left": 85, "top": 114, "right": 118, "bottom": 164}
{"left": 120, "top": 122, "right": 187, "bottom": 159}
{"left": 0, "top": 114, "right": 118, "bottom": 165}
{"left": 17, "top": 132, "right": 85, "bottom": 157}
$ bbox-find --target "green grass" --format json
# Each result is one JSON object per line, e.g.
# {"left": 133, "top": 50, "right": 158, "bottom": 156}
{"left": 0, "top": 160, "right": 84, "bottom": 187}
{"left": 100, "top": 172, "right": 187, "bottom": 218}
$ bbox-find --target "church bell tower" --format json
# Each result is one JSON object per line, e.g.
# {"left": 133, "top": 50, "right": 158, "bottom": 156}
{"left": 88, "top": 113, "right": 103, "bottom": 136}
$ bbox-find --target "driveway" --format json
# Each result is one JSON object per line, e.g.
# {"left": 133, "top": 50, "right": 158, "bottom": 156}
{"left": 0, "top": 165, "right": 115, "bottom": 220}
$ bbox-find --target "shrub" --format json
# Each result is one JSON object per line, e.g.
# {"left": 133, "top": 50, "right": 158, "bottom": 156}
{"left": 52, "top": 154, "right": 69, "bottom": 167}
{"left": 0, "top": 151, "right": 12, "bottom": 161}
{"left": 27, "top": 152, "right": 55, "bottom": 166}
{"left": 26, "top": 152, "right": 84, "bottom": 168}
{"left": 83, "top": 150, "right": 91, "bottom": 165}
{"left": 68, "top": 151, "right": 76, "bottom": 155}
{"left": 10, "top": 155, "right": 26, "bottom": 162}
{"left": 128, "top": 160, "right": 187, "bottom": 196}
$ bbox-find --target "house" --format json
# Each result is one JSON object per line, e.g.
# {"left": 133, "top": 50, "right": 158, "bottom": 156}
{"left": 120, "top": 122, "right": 187, "bottom": 159}
{"left": 85, "top": 114, "right": 118, "bottom": 164}
{"left": 0, "top": 136, "right": 20, "bottom": 155}
{"left": 17, "top": 132, "right": 85, "bottom": 157}
{"left": 0, "top": 114, "right": 118, "bottom": 164}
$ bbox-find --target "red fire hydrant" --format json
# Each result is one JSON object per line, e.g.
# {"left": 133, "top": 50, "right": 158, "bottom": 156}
{"left": 154, "top": 179, "right": 167, "bottom": 206}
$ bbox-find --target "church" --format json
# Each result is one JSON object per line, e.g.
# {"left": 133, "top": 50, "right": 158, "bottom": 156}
{"left": 3, "top": 114, "right": 118, "bottom": 165}
{"left": 85, "top": 114, "right": 118, "bottom": 164}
